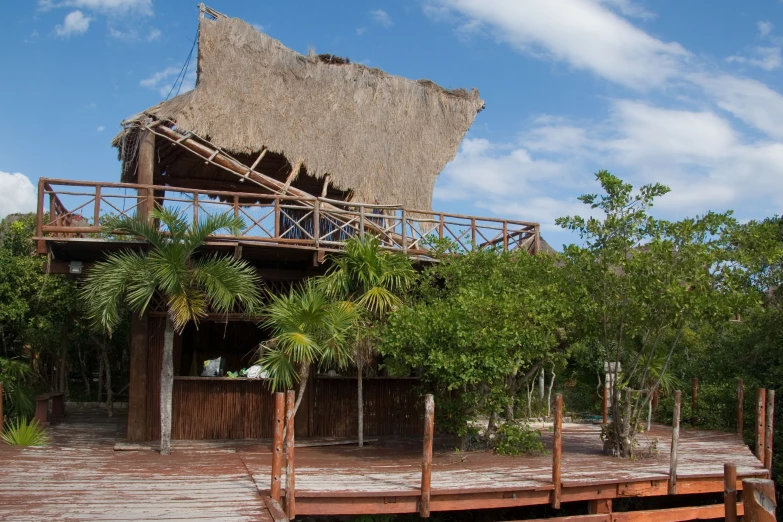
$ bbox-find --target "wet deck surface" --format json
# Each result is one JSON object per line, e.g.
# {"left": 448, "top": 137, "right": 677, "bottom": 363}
{"left": 0, "top": 407, "right": 767, "bottom": 519}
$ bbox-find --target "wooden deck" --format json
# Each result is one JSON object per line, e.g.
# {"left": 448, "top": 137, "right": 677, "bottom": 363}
{"left": 0, "top": 408, "right": 769, "bottom": 520}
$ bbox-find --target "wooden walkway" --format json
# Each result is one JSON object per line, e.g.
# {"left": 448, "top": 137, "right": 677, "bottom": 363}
{"left": 0, "top": 408, "right": 769, "bottom": 520}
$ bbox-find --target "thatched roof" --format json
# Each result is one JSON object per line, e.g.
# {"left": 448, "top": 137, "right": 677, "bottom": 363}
{"left": 115, "top": 12, "right": 485, "bottom": 211}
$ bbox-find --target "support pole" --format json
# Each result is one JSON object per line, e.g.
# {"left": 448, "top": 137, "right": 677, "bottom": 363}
{"left": 137, "top": 128, "right": 155, "bottom": 220}
{"left": 285, "top": 390, "right": 296, "bottom": 520}
{"left": 551, "top": 393, "right": 563, "bottom": 509}
{"left": 602, "top": 385, "right": 608, "bottom": 425}
{"left": 742, "top": 478, "right": 777, "bottom": 522}
{"left": 724, "top": 463, "right": 738, "bottom": 522}
{"left": 765, "top": 390, "right": 775, "bottom": 474}
{"left": 756, "top": 388, "right": 767, "bottom": 463}
{"left": 127, "top": 312, "right": 148, "bottom": 441}
{"left": 669, "top": 390, "right": 681, "bottom": 495}
{"left": 691, "top": 378, "right": 698, "bottom": 426}
{"left": 420, "top": 394, "right": 434, "bottom": 518}
{"left": 738, "top": 379, "right": 745, "bottom": 437}
{"left": 271, "top": 392, "right": 285, "bottom": 503}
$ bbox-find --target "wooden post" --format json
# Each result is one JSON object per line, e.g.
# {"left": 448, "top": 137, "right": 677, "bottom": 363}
{"left": 503, "top": 221, "right": 508, "bottom": 250}
{"left": 36, "top": 179, "right": 45, "bottom": 254}
{"left": 271, "top": 392, "right": 285, "bottom": 503}
{"left": 534, "top": 225, "right": 541, "bottom": 255}
{"left": 313, "top": 199, "right": 320, "bottom": 248}
{"left": 756, "top": 388, "right": 767, "bottom": 463}
{"left": 359, "top": 206, "right": 365, "bottom": 235}
{"left": 765, "top": 390, "right": 775, "bottom": 474}
{"left": 93, "top": 185, "right": 102, "bottom": 227}
{"left": 742, "top": 478, "right": 777, "bottom": 521}
{"left": 420, "top": 394, "right": 434, "bottom": 518}
{"left": 669, "top": 390, "right": 681, "bottom": 495}
{"left": 401, "top": 209, "right": 407, "bottom": 253}
{"left": 691, "top": 378, "right": 698, "bottom": 426}
{"left": 285, "top": 390, "right": 296, "bottom": 520}
{"left": 137, "top": 128, "right": 155, "bottom": 220}
{"left": 273, "top": 197, "right": 280, "bottom": 238}
{"left": 439, "top": 214, "right": 445, "bottom": 239}
{"left": 602, "top": 386, "right": 608, "bottom": 425}
{"left": 471, "top": 217, "right": 476, "bottom": 250}
{"left": 127, "top": 312, "right": 148, "bottom": 441}
{"left": 552, "top": 393, "right": 563, "bottom": 509}
{"left": 724, "top": 463, "right": 738, "bottom": 522}
{"left": 588, "top": 499, "right": 612, "bottom": 514}
{"left": 738, "top": 379, "right": 745, "bottom": 437}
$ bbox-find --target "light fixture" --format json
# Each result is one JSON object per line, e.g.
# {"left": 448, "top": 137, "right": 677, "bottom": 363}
{"left": 68, "top": 261, "right": 83, "bottom": 274}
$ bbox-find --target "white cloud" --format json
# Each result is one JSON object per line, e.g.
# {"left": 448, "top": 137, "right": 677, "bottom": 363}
{"left": 140, "top": 66, "right": 196, "bottom": 97}
{"left": 356, "top": 27, "right": 366, "bottom": 36}
{"left": 429, "top": 0, "right": 688, "bottom": 88}
{"left": 758, "top": 21, "right": 773, "bottom": 38}
{"left": 0, "top": 172, "right": 37, "bottom": 220}
{"left": 55, "top": 10, "right": 91, "bottom": 37}
{"left": 97, "top": 125, "right": 105, "bottom": 132}
{"left": 39, "top": 0, "right": 153, "bottom": 16}
{"left": 370, "top": 9, "right": 393, "bottom": 27}
{"left": 727, "top": 46, "right": 782, "bottom": 71}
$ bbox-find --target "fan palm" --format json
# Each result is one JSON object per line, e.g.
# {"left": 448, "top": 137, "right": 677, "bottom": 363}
{"left": 318, "top": 234, "right": 415, "bottom": 446}
{"left": 257, "top": 281, "right": 356, "bottom": 415}
{"left": 81, "top": 207, "right": 263, "bottom": 455}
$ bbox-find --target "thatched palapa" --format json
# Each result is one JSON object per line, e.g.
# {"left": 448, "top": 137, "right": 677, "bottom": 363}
{"left": 115, "top": 10, "right": 485, "bottom": 211}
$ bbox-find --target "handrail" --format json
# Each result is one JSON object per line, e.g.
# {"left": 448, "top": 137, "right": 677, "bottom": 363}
{"left": 36, "top": 178, "right": 541, "bottom": 257}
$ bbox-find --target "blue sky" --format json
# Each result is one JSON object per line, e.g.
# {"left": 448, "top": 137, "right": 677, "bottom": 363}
{"left": 1, "top": 0, "right": 782, "bottom": 248}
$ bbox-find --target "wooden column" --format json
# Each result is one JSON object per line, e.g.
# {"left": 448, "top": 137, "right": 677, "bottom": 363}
{"left": 602, "top": 386, "right": 608, "bottom": 425}
{"left": 738, "top": 379, "right": 745, "bottom": 436}
{"left": 551, "top": 393, "right": 563, "bottom": 509}
{"left": 765, "top": 390, "right": 775, "bottom": 474}
{"left": 756, "top": 388, "right": 767, "bottom": 462}
{"left": 137, "top": 128, "right": 155, "bottom": 220}
{"left": 127, "top": 312, "right": 148, "bottom": 441}
{"left": 285, "top": 390, "right": 296, "bottom": 520}
{"left": 724, "top": 463, "right": 738, "bottom": 522}
{"left": 36, "top": 178, "right": 45, "bottom": 254}
{"left": 271, "top": 392, "right": 285, "bottom": 503}
{"left": 420, "top": 394, "right": 434, "bottom": 518}
{"left": 691, "top": 378, "right": 698, "bottom": 426}
{"left": 669, "top": 390, "right": 681, "bottom": 495}
{"left": 742, "top": 478, "right": 777, "bottom": 522}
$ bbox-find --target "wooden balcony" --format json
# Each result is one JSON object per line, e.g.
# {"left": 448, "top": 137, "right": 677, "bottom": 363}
{"left": 35, "top": 178, "right": 541, "bottom": 261}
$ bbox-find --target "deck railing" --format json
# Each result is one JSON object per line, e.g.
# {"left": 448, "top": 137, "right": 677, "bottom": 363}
{"left": 35, "top": 178, "right": 541, "bottom": 258}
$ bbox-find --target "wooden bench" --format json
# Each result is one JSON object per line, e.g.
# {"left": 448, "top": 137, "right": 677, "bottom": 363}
{"left": 34, "top": 392, "right": 65, "bottom": 424}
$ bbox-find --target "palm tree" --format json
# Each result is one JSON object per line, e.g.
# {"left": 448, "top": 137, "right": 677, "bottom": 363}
{"left": 256, "top": 281, "right": 357, "bottom": 415}
{"left": 81, "top": 208, "right": 263, "bottom": 455}
{"left": 318, "top": 235, "right": 415, "bottom": 446}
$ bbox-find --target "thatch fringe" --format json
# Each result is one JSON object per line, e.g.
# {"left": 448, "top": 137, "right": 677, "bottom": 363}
{"left": 114, "top": 14, "right": 484, "bottom": 211}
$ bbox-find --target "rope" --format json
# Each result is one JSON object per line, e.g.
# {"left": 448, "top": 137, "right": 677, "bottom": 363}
{"left": 166, "top": 24, "right": 199, "bottom": 101}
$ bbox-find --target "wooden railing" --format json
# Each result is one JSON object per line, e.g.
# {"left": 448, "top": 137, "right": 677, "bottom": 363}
{"left": 35, "top": 178, "right": 541, "bottom": 258}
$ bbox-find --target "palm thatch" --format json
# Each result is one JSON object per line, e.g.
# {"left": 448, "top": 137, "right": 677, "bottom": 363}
{"left": 114, "top": 11, "right": 484, "bottom": 211}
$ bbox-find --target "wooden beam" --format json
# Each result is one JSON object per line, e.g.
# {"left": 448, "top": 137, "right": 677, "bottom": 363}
{"left": 271, "top": 392, "right": 285, "bottom": 503}
{"left": 263, "top": 496, "right": 289, "bottom": 522}
{"left": 137, "top": 129, "right": 155, "bottom": 220}
{"left": 742, "top": 478, "right": 776, "bottom": 521}
{"left": 765, "top": 389, "right": 775, "bottom": 474}
{"left": 552, "top": 393, "right": 563, "bottom": 509}
{"left": 756, "top": 388, "right": 767, "bottom": 462}
{"left": 285, "top": 390, "right": 296, "bottom": 520}
{"left": 420, "top": 394, "right": 434, "bottom": 518}
{"left": 725, "top": 463, "right": 738, "bottom": 522}
{"left": 320, "top": 174, "right": 330, "bottom": 197}
{"left": 588, "top": 498, "right": 611, "bottom": 514}
{"left": 282, "top": 160, "right": 302, "bottom": 193}
{"left": 668, "top": 390, "right": 681, "bottom": 495}
{"left": 127, "top": 312, "right": 148, "bottom": 441}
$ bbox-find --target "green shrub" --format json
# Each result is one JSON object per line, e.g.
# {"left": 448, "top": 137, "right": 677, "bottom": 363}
{"left": 493, "top": 423, "right": 546, "bottom": 456}
{"left": 1, "top": 417, "right": 51, "bottom": 446}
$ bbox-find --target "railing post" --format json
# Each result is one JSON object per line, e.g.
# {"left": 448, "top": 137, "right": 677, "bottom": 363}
{"left": 742, "top": 478, "right": 777, "bottom": 521}
{"left": 274, "top": 197, "right": 280, "bottom": 238}
{"left": 439, "top": 213, "right": 444, "bottom": 239}
{"left": 420, "top": 394, "right": 434, "bottom": 518}
{"left": 738, "top": 379, "right": 745, "bottom": 437}
{"left": 503, "top": 221, "right": 508, "bottom": 250}
{"left": 401, "top": 209, "right": 407, "bottom": 253}
{"left": 285, "top": 390, "right": 296, "bottom": 520}
{"left": 271, "top": 392, "right": 285, "bottom": 503}
{"left": 93, "top": 186, "right": 102, "bottom": 227}
{"left": 724, "top": 463, "right": 738, "bottom": 522}
{"left": 691, "top": 378, "right": 698, "bottom": 426}
{"left": 756, "top": 388, "right": 767, "bottom": 462}
{"left": 36, "top": 179, "right": 45, "bottom": 254}
{"left": 669, "top": 390, "right": 681, "bottom": 495}
{"left": 471, "top": 217, "right": 476, "bottom": 250}
{"left": 313, "top": 199, "right": 320, "bottom": 248}
{"left": 193, "top": 191, "right": 199, "bottom": 226}
{"left": 359, "top": 205, "right": 365, "bottom": 236}
{"left": 765, "top": 389, "right": 775, "bottom": 474}
{"left": 551, "top": 393, "right": 563, "bottom": 509}
{"left": 535, "top": 225, "right": 541, "bottom": 254}
{"left": 233, "top": 195, "right": 239, "bottom": 219}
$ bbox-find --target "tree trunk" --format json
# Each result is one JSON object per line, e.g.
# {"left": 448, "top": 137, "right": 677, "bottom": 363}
{"left": 357, "top": 359, "right": 364, "bottom": 447}
{"left": 101, "top": 338, "right": 113, "bottom": 418}
{"left": 160, "top": 317, "right": 175, "bottom": 455}
{"left": 292, "top": 363, "right": 310, "bottom": 416}
{"left": 647, "top": 397, "right": 652, "bottom": 432}
{"left": 505, "top": 402, "right": 515, "bottom": 422}
{"left": 488, "top": 410, "right": 498, "bottom": 433}
{"left": 58, "top": 321, "right": 69, "bottom": 394}
{"left": 547, "top": 365, "right": 556, "bottom": 418}
{"left": 77, "top": 345, "right": 91, "bottom": 398}
{"left": 538, "top": 369, "right": 545, "bottom": 399}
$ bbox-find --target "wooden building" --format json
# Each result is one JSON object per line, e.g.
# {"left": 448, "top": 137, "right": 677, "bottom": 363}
{"left": 34, "top": 5, "right": 541, "bottom": 442}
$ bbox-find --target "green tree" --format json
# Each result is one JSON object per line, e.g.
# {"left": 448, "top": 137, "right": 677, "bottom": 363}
{"left": 256, "top": 281, "right": 357, "bottom": 414}
{"left": 319, "top": 235, "right": 416, "bottom": 446}
{"left": 80, "top": 208, "right": 263, "bottom": 455}
{"left": 557, "top": 171, "right": 740, "bottom": 457}
{"left": 381, "top": 247, "right": 575, "bottom": 443}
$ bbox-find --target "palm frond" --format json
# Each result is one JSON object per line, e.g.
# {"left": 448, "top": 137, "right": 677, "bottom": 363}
{"left": 257, "top": 346, "right": 297, "bottom": 391}
{"left": 184, "top": 213, "right": 245, "bottom": 256}
{"left": 191, "top": 255, "right": 263, "bottom": 315}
